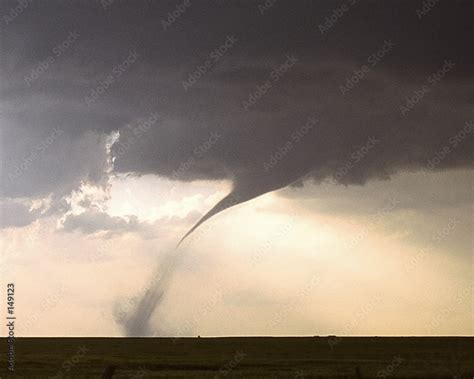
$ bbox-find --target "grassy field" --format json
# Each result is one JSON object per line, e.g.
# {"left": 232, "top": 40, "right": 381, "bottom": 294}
{"left": 0, "top": 337, "right": 473, "bottom": 378}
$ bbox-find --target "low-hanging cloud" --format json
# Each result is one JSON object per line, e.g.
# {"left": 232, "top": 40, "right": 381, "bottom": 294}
{"left": 1, "top": 1, "right": 472, "bottom": 233}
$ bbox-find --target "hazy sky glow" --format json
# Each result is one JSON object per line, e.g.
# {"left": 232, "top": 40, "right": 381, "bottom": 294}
{"left": 1, "top": 169, "right": 471, "bottom": 336}
{"left": 0, "top": 0, "right": 472, "bottom": 336}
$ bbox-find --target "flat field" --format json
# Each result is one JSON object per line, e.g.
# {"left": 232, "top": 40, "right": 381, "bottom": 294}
{"left": 0, "top": 337, "right": 473, "bottom": 378}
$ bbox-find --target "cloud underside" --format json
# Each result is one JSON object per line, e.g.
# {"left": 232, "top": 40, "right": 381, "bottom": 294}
{"left": 0, "top": 1, "right": 472, "bottom": 230}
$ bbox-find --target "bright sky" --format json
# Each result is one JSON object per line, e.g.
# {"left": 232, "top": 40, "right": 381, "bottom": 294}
{"left": 1, "top": 169, "right": 471, "bottom": 337}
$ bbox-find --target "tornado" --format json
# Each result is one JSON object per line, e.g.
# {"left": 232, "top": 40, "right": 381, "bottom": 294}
{"left": 178, "top": 170, "right": 311, "bottom": 245}
{"left": 118, "top": 250, "right": 181, "bottom": 336}
{"left": 177, "top": 189, "right": 245, "bottom": 247}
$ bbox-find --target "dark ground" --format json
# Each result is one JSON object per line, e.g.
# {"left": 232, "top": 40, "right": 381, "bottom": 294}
{"left": 0, "top": 337, "right": 473, "bottom": 378}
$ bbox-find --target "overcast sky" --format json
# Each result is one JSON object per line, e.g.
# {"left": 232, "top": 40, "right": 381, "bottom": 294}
{"left": 0, "top": 0, "right": 472, "bottom": 336}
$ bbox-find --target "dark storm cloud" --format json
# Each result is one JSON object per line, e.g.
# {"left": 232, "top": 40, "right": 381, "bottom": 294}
{"left": 0, "top": 199, "right": 40, "bottom": 228}
{"left": 1, "top": 1, "right": 472, "bottom": 231}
